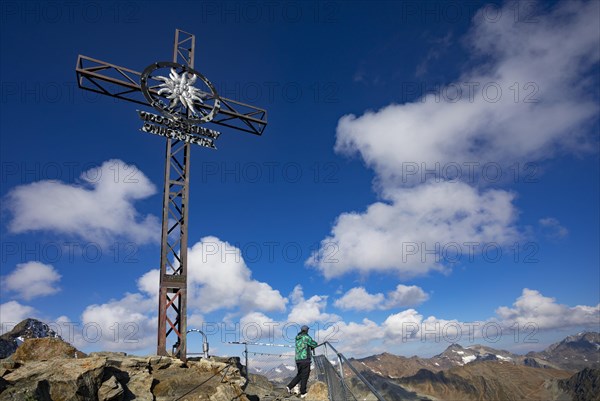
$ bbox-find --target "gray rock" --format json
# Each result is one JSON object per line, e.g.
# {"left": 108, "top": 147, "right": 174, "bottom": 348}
{"left": 0, "top": 340, "right": 250, "bottom": 401}
{"left": 99, "top": 375, "right": 125, "bottom": 401}
{"left": 0, "top": 357, "right": 106, "bottom": 401}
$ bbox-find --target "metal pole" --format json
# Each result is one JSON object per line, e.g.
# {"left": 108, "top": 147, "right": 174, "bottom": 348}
{"left": 156, "top": 29, "right": 194, "bottom": 361}
{"left": 324, "top": 342, "right": 387, "bottom": 401}
{"left": 157, "top": 138, "right": 171, "bottom": 357}
{"left": 245, "top": 342, "right": 249, "bottom": 382}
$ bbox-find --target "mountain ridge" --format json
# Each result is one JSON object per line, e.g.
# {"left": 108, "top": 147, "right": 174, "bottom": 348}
{"left": 350, "top": 332, "right": 600, "bottom": 401}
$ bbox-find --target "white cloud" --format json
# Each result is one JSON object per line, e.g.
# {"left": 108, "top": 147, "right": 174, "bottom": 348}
{"left": 239, "top": 311, "right": 281, "bottom": 342}
{"left": 0, "top": 301, "right": 36, "bottom": 334}
{"left": 187, "top": 236, "right": 287, "bottom": 313}
{"left": 496, "top": 288, "right": 600, "bottom": 330}
{"left": 382, "top": 309, "right": 425, "bottom": 341}
{"left": 334, "top": 287, "right": 385, "bottom": 311}
{"left": 137, "top": 268, "right": 160, "bottom": 300}
{"left": 309, "top": 181, "right": 518, "bottom": 278}
{"left": 187, "top": 313, "right": 205, "bottom": 330}
{"left": 384, "top": 285, "right": 429, "bottom": 309}
{"left": 72, "top": 236, "right": 287, "bottom": 351}
{"left": 310, "top": 1, "right": 599, "bottom": 278}
{"left": 320, "top": 288, "right": 599, "bottom": 356}
{"left": 3, "top": 262, "right": 61, "bottom": 300}
{"left": 5, "top": 159, "right": 160, "bottom": 245}
{"left": 335, "top": 1, "right": 599, "bottom": 189}
{"left": 74, "top": 264, "right": 161, "bottom": 352}
{"left": 287, "top": 285, "right": 339, "bottom": 325}
{"left": 79, "top": 293, "right": 156, "bottom": 352}
{"left": 317, "top": 318, "right": 385, "bottom": 357}
{"left": 539, "top": 217, "right": 569, "bottom": 239}
{"left": 334, "top": 285, "right": 429, "bottom": 311}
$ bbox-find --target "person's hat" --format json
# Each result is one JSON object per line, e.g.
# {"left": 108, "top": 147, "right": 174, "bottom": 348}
{"left": 300, "top": 325, "right": 309, "bottom": 332}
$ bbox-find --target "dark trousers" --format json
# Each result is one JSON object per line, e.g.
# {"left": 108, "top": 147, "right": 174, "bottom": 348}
{"left": 287, "top": 359, "right": 311, "bottom": 394}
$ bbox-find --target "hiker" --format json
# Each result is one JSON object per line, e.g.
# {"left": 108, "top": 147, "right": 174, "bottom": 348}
{"left": 286, "top": 325, "right": 318, "bottom": 398}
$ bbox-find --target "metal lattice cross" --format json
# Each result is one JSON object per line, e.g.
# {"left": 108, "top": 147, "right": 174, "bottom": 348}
{"left": 76, "top": 29, "right": 267, "bottom": 361}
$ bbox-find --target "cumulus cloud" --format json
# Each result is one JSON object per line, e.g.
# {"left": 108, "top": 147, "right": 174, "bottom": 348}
{"left": 310, "top": 0, "right": 599, "bottom": 278}
{"left": 4, "top": 159, "right": 160, "bottom": 245}
{"left": 539, "top": 217, "right": 569, "bottom": 239}
{"left": 187, "top": 313, "right": 205, "bottom": 330}
{"left": 80, "top": 293, "right": 156, "bottom": 351}
{"left": 73, "top": 236, "right": 286, "bottom": 351}
{"left": 382, "top": 309, "right": 427, "bottom": 341}
{"left": 334, "top": 285, "right": 429, "bottom": 311}
{"left": 2, "top": 262, "right": 61, "bottom": 300}
{"left": 335, "top": 1, "right": 599, "bottom": 188}
{"left": 137, "top": 269, "right": 160, "bottom": 300}
{"left": 239, "top": 311, "right": 282, "bottom": 341}
{"left": 382, "top": 309, "right": 469, "bottom": 346}
{"left": 334, "top": 287, "right": 385, "bottom": 311}
{"left": 385, "top": 285, "right": 430, "bottom": 309}
{"left": 287, "top": 285, "right": 340, "bottom": 325}
{"left": 496, "top": 288, "right": 600, "bottom": 330}
{"left": 187, "top": 236, "right": 287, "bottom": 313}
{"left": 75, "top": 265, "right": 161, "bottom": 351}
{"left": 309, "top": 181, "right": 518, "bottom": 278}
{"left": 317, "top": 318, "right": 385, "bottom": 356}
{"left": 319, "top": 288, "right": 599, "bottom": 356}
{"left": 0, "top": 301, "right": 36, "bottom": 334}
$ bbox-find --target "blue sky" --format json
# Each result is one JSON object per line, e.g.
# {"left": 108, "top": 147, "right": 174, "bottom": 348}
{"left": 1, "top": 0, "right": 599, "bottom": 359}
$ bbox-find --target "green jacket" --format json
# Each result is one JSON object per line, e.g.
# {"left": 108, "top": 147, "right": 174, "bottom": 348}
{"left": 295, "top": 332, "right": 318, "bottom": 361}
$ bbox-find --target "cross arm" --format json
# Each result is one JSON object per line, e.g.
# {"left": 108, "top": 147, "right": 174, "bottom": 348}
{"left": 76, "top": 55, "right": 267, "bottom": 135}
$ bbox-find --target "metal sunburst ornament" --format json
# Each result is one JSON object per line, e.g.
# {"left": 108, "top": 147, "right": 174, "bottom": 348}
{"left": 140, "top": 61, "right": 221, "bottom": 124}
{"left": 156, "top": 68, "right": 207, "bottom": 115}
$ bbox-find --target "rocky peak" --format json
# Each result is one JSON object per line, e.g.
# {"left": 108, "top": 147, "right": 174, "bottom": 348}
{"left": 434, "top": 343, "right": 476, "bottom": 364}
{"left": 558, "top": 368, "right": 600, "bottom": 401}
{"left": 527, "top": 332, "right": 600, "bottom": 371}
{"left": 1, "top": 318, "right": 60, "bottom": 342}
{"left": 563, "top": 332, "right": 600, "bottom": 347}
{"left": 0, "top": 318, "right": 61, "bottom": 359}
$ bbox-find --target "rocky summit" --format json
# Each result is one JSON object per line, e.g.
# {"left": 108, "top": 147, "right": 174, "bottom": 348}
{"left": 527, "top": 332, "right": 600, "bottom": 371}
{"left": 0, "top": 319, "right": 60, "bottom": 359}
{"left": 0, "top": 336, "right": 250, "bottom": 401}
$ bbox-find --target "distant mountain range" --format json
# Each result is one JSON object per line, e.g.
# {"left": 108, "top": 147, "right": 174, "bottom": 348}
{"left": 350, "top": 332, "right": 600, "bottom": 401}
{"left": 249, "top": 362, "right": 297, "bottom": 382}
{"left": 353, "top": 332, "right": 600, "bottom": 378}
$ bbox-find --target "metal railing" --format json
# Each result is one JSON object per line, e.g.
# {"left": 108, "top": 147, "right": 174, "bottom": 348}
{"left": 217, "top": 340, "right": 388, "bottom": 400}
{"left": 185, "top": 329, "right": 209, "bottom": 359}
{"left": 315, "top": 342, "right": 387, "bottom": 401}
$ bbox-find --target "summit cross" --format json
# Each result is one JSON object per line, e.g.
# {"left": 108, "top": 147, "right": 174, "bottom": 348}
{"left": 76, "top": 29, "right": 267, "bottom": 361}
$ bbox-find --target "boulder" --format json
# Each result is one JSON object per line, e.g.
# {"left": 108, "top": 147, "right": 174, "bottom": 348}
{"left": 152, "top": 357, "right": 247, "bottom": 401}
{"left": 0, "top": 318, "right": 61, "bottom": 359}
{"left": 0, "top": 356, "right": 106, "bottom": 401}
{"left": 305, "top": 381, "right": 329, "bottom": 401}
{"left": 0, "top": 340, "right": 17, "bottom": 361}
{"left": 209, "top": 382, "right": 248, "bottom": 401}
{"left": 11, "top": 338, "right": 86, "bottom": 362}
{"left": 98, "top": 375, "right": 124, "bottom": 401}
